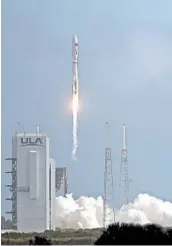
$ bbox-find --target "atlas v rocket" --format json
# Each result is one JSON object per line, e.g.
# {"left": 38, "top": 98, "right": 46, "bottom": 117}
{"left": 72, "top": 34, "right": 79, "bottom": 96}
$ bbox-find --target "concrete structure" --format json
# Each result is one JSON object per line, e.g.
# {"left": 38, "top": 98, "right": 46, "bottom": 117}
{"left": 5, "top": 128, "right": 54, "bottom": 232}
{"left": 5, "top": 127, "right": 68, "bottom": 232}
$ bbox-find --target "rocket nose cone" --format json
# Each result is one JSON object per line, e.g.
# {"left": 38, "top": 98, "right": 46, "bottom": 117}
{"left": 74, "top": 34, "right": 78, "bottom": 45}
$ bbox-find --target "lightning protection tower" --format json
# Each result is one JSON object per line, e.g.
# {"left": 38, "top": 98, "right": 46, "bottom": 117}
{"left": 119, "top": 124, "right": 130, "bottom": 206}
{"left": 103, "top": 122, "right": 115, "bottom": 228}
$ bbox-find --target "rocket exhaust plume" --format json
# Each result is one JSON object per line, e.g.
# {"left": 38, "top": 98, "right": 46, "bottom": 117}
{"left": 72, "top": 95, "right": 78, "bottom": 159}
{"left": 72, "top": 34, "right": 79, "bottom": 160}
{"left": 54, "top": 193, "right": 172, "bottom": 229}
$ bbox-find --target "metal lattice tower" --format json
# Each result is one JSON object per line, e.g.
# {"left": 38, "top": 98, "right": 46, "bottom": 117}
{"left": 119, "top": 124, "right": 130, "bottom": 206}
{"left": 103, "top": 122, "right": 115, "bottom": 228}
{"left": 55, "top": 167, "right": 68, "bottom": 196}
{"left": 5, "top": 157, "right": 17, "bottom": 230}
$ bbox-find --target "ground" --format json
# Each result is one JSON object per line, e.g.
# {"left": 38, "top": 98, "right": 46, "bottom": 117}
{"left": 1, "top": 228, "right": 102, "bottom": 245}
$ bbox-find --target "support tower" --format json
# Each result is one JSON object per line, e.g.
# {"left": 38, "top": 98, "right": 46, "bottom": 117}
{"left": 5, "top": 157, "right": 17, "bottom": 230}
{"left": 55, "top": 167, "right": 68, "bottom": 196}
{"left": 103, "top": 122, "right": 115, "bottom": 228}
{"left": 119, "top": 124, "right": 130, "bottom": 206}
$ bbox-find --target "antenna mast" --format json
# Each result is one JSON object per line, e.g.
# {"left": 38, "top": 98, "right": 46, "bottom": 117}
{"left": 120, "top": 124, "right": 130, "bottom": 205}
{"left": 103, "top": 122, "right": 115, "bottom": 228}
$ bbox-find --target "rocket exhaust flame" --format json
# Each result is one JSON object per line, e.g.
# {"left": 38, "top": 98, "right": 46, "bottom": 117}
{"left": 72, "top": 34, "right": 79, "bottom": 160}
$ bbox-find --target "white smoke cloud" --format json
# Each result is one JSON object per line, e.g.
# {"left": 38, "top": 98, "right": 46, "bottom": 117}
{"left": 55, "top": 193, "right": 172, "bottom": 229}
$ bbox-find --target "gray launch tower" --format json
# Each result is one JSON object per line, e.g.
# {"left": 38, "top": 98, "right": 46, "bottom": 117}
{"left": 119, "top": 124, "right": 130, "bottom": 206}
{"left": 103, "top": 122, "right": 115, "bottom": 228}
{"left": 5, "top": 157, "right": 17, "bottom": 230}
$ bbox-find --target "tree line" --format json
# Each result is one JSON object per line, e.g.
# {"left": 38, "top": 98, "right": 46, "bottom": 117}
{"left": 2, "top": 222, "right": 172, "bottom": 244}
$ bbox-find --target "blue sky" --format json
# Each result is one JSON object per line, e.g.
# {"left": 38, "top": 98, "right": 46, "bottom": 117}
{"left": 2, "top": 0, "right": 172, "bottom": 215}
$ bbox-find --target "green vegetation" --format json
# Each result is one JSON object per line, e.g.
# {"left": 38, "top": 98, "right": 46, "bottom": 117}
{"left": 29, "top": 236, "right": 52, "bottom": 245}
{"left": 94, "top": 223, "right": 172, "bottom": 244}
{"left": 3, "top": 224, "right": 171, "bottom": 244}
{"left": 1, "top": 228, "right": 102, "bottom": 245}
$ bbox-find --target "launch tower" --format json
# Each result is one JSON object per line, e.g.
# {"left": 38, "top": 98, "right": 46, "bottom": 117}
{"left": 103, "top": 122, "right": 115, "bottom": 228}
{"left": 119, "top": 124, "right": 130, "bottom": 206}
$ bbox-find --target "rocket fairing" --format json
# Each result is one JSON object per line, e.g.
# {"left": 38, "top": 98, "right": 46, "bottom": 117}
{"left": 72, "top": 34, "right": 79, "bottom": 96}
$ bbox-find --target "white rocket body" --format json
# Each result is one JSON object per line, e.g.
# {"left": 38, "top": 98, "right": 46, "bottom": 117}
{"left": 72, "top": 35, "right": 79, "bottom": 159}
{"left": 72, "top": 35, "right": 79, "bottom": 96}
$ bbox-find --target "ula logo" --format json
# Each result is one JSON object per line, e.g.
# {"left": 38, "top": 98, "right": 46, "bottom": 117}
{"left": 21, "top": 137, "right": 43, "bottom": 146}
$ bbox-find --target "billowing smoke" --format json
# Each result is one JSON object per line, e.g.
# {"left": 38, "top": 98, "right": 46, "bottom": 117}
{"left": 55, "top": 193, "right": 172, "bottom": 229}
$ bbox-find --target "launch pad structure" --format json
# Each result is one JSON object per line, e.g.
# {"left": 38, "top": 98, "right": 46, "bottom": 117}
{"left": 5, "top": 126, "right": 68, "bottom": 232}
{"left": 119, "top": 124, "right": 131, "bottom": 206}
{"left": 103, "top": 122, "right": 115, "bottom": 228}
{"left": 103, "top": 123, "right": 131, "bottom": 227}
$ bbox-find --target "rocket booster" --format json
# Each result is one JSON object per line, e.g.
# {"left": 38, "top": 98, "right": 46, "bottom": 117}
{"left": 72, "top": 34, "right": 79, "bottom": 96}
